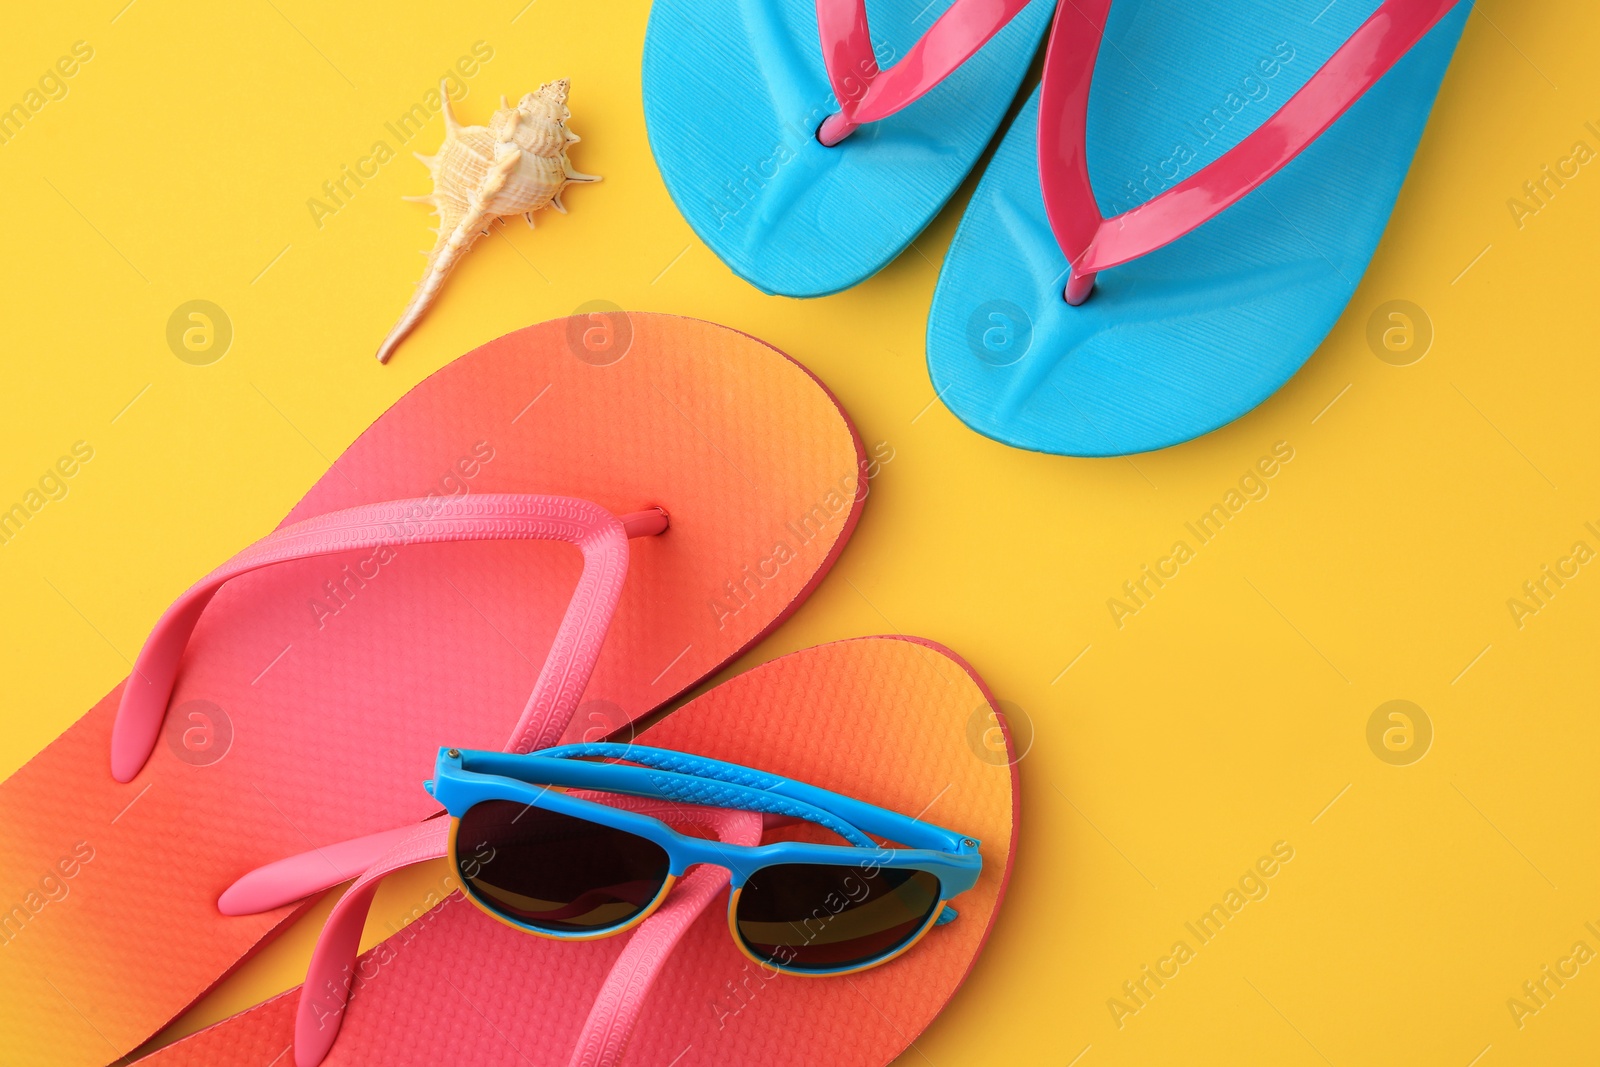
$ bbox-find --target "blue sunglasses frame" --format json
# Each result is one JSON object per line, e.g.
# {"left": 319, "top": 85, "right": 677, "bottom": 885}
{"left": 426, "top": 744, "right": 984, "bottom": 976}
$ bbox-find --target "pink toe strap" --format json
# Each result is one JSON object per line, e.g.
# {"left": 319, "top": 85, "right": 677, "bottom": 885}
{"left": 815, "top": 0, "right": 1038, "bottom": 145}
{"left": 292, "top": 800, "right": 762, "bottom": 1067}
{"left": 1038, "top": 0, "right": 1463, "bottom": 301}
{"left": 217, "top": 822, "right": 430, "bottom": 916}
{"left": 566, "top": 805, "right": 763, "bottom": 1067}
{"left": 112, "top": 494, "right": 664, "bottom": 782}
{"left": 295, "top": 818, "right": 452, "bottom": 1067}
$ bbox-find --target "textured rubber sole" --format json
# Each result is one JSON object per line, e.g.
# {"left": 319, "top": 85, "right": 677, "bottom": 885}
{"left": 643, "top": 0, "right": 1054, "bottom": 297}
{"left": 926, "top": 0, "right": 1471, "bottom": 455}
{"left": 0, "top": 314, "right": 866, "bottom": 1066}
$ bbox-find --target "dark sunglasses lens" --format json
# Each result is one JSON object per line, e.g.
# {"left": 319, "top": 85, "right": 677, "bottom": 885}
{"left": 455, "top": 800, "right": 670, "bottom": 934}
{"left": 735, "top": 863, "right": 942, "bottom": 972}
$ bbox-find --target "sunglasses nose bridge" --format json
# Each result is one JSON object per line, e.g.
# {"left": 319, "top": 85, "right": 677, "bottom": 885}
{"left": 664, "top": 804, "right": 764, "bottom": 880}
{"left": 672, "top": 834, "right": 758, "bottom": 887}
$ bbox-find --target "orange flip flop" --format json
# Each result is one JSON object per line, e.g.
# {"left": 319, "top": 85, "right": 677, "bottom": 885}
{"left": 131, "top": 636, "right": 1018, "bottom": 1067}
{"left": 0, "top": 314, "right": 867, "bottom": 1066}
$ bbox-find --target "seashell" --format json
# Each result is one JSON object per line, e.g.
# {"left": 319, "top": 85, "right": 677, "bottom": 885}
{"left": 376, "top": 79, "right": 600, "bottom": 363}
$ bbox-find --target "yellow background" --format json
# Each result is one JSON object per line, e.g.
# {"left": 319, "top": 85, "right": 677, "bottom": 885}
{"left": 2, "top": 1, "right": 1597, "bottom": 1064}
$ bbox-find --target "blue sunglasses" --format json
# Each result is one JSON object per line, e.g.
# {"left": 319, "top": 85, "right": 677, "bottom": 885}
{"left": 427, "top": 744, "right": 983, "bottom": 976}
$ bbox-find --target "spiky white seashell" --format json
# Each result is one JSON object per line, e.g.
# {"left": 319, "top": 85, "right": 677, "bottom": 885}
{"left": 376, "top": 79, "right": 600, "bottom": 363}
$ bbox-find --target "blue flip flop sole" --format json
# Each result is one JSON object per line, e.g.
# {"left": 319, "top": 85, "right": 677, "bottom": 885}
{"left": 643, "top": 0, "right": 1055, "bottom": 297}
{"left": 926, "top": 0, "right": 1471, "bottom": 456}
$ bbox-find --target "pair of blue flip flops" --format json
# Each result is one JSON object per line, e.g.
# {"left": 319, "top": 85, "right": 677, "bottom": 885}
{"left": 642, "top": 0, "right": 1472, "bottom": 456}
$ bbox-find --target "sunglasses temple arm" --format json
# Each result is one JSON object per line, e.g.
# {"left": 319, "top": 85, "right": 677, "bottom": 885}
{"left": 216, "top": 817, "right": 444, "bottom": 916}
{"left": 529, "top": 744, "right": 974, "bottom": 854}
{"left": 465, "top": 753, "right": 878, "bottom": 848}
{"left": 294, "top": 819, "right": 451, "bottom": 1067}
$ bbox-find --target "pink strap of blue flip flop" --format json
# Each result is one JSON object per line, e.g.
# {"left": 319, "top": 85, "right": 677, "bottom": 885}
{"left": 111, "top": 494, "right": 666, "bottom": 781}
{"left": 291, "top": 800, "right": 763, "bottom": 1067}
{"left": 1038, "top": 0, "right": 1462, "bottom": 303}
{"left": 815, "top": 0, "right": 1037, "bottom": 144}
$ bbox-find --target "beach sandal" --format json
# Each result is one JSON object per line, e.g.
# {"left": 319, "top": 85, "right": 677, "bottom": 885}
{"left": 0, "top": 314, "right": 867, "bottom": 1066}
{"left": 642, "top": 0, "right": 1056, "bottom": 296}
{"left": 926, "top": 0, "right": 1472, "bottom": 455}
{"left": 131, "top": 636, "right": 1017, "bottom": 1067}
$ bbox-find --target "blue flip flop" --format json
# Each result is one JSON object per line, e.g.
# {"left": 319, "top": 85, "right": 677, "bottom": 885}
{"left": 926, "top": 0, "right": 1472, "bottom": 456}
{"left": 642, "top": 0, "right": 1055, "bottom": 297}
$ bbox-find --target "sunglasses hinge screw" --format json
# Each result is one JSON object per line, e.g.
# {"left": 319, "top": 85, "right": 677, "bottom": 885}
{"left": 447, "top": 748, "right": 461, "bottom": 759}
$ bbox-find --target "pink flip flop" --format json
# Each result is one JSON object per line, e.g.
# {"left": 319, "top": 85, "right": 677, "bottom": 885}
{"left": 132, "top": 636, "right": 1019, "bottom": 1067}
{"left": 0, "top": 314, "right": 868, "bottom": 1067}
